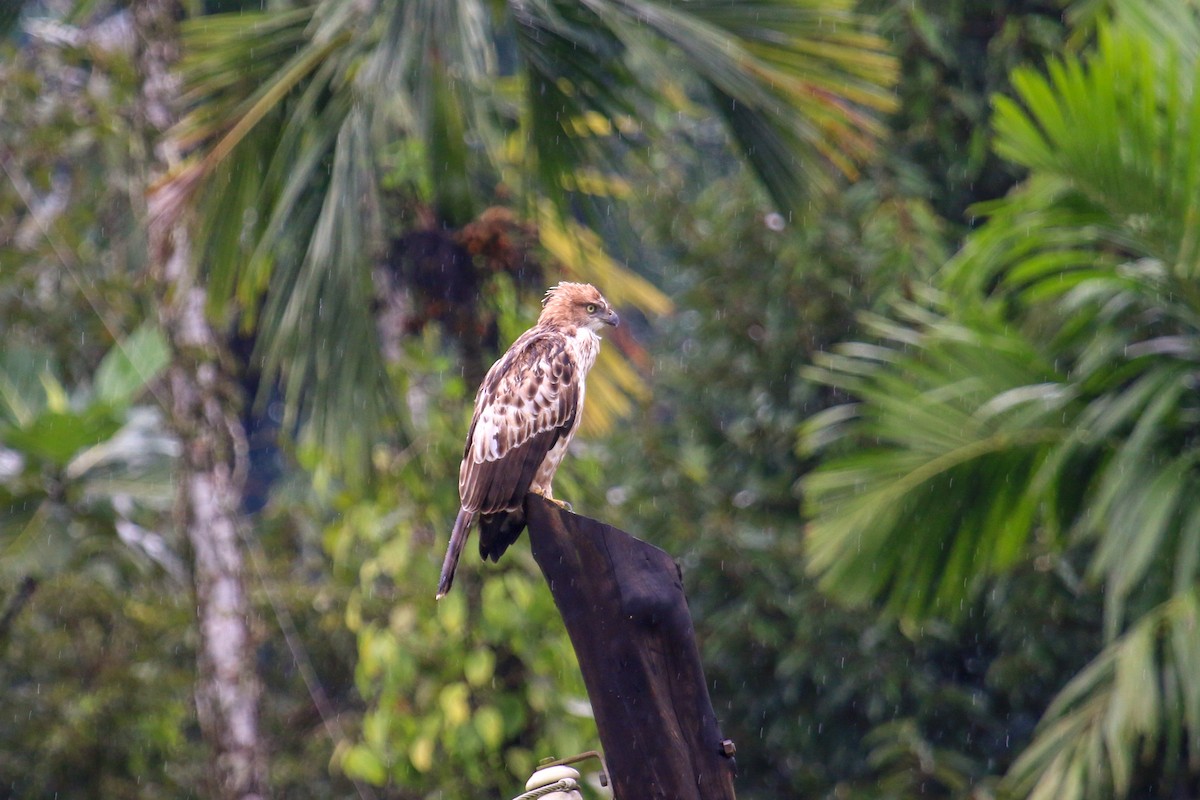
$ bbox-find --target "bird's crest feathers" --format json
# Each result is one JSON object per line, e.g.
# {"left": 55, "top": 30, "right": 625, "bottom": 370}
{"left": 539, "top": 282, "right": 617, "bottom": 330}
{"left": 542, "top": 281, "right": 598, "bottom": 306}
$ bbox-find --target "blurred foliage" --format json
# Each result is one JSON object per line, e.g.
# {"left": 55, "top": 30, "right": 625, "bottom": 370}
{"left": 163, "top": 0, "right": 896, "bottom": 478}
{"left": 803, "top": 6, "right": 1200, "bottom": 799}
{"left": 0, "top": 11, "right": 191, "bottom": 795}
{"left": 0, "top": 6, "right": 367, "bottom": 797}
{"left": 0, "top": 1, "right": 146, "bottom": 381}
{"left": 0, "top": 325, "right": 175, "bottom": 579}
{"left": 8, "top": 1, "right": 1199, "bottom": 800}
{"left": 597, "top": 159, "right": 1102, "bottom": 798}
{"left": 319, "top": 290, "right": 607, "bottom": 799}
{"left": 270, "top": 263, "right": 658, "bottom": 798}
{"left": 0, "top": 574, "right": 203, "bottom": 797}
{"left": 0, "top": 473, "right": 373, "bottom": 798}
{"left": 238, "top": 484, "right": 372, "bottom": 799}
{"left": 0, "top": 323, "right": 362, "bottom": 798}
{"left": 0, "top": 326, "right": 191, "bottom": 797}
{"left": 865, "top": 0, "right": 1068, "bottom": 226}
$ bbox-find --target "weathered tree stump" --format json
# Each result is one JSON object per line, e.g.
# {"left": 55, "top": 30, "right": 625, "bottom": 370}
{"left": 525, "top": 494, "right": 737, "bottom": 800}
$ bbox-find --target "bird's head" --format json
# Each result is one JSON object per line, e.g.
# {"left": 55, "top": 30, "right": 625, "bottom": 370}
{"left": 539, "top": 282, "right": 619, "bottom": 332}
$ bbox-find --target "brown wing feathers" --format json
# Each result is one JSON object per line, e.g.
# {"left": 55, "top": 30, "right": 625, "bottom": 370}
{"left": 459, "top": 334, "right": 578, "bottom": 516}
{"left": 471, "top": 428, "right": 562, "bottom": 512}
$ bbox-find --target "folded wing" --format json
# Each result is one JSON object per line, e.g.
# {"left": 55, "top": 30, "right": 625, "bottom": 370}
{"left": 459, "top": 331, "right": 580, "bottom": 515}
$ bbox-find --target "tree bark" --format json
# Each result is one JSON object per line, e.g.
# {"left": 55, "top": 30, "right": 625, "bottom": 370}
{"left": 525, "top": 495, "right": 737, "bottom": 800}
{"left": 133, "top": 3, "right": 267, "bottom": 798}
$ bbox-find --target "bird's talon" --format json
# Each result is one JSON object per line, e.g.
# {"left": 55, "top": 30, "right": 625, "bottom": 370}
{"left": 551, "top": 498, "right": 573, "bottom": 512}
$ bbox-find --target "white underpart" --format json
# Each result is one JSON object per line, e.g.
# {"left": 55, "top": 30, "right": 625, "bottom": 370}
{"left": 531, "top": 327, "right": 599, "bottom": 497}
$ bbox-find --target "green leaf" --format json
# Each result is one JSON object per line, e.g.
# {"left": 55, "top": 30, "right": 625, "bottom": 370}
{"left": 473, "top": 705, "right": 504, "bottom": 749}
{"left": 3, "top": 406, "right": 123, "bottom": 467}
{"left": 463, "top": 647, "right": 495, "bottom": 688}
{"left": 93, "top": 324, "right": 170, "bottom": 407}
{"left": 341, "top": 743, "right": 388, "bottom": 785}
{"left": 0, "top": 346, "right": 55, "bottom": 427}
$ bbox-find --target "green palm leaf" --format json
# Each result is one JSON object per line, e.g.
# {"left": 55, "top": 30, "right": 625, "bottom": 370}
{"left": 803, "top": 11, "right": 1200, "bottom": 798}
{"left": 164, "top": 0, "right": 896, "bottom": 476}
{"left": 1005, "top": 591, "right": 1200, "bottom": 800}
{"left": 803, "top": 17, "right": 1200, "bottom": 612}
{"left": 802, "top": 300, "right": 1068, "bottom": 617}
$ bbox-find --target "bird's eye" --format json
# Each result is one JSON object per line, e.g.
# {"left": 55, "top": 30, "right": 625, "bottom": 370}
{"left": 586, "top": 303, "right": 597, "bottom": 314}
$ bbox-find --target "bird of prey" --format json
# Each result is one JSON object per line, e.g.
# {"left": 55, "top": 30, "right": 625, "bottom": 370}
{"left": 436, "top": 282, "right": 619, "bottom": 599}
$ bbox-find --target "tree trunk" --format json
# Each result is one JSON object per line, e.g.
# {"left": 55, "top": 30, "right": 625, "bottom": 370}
{"left": 133, "top": 3, "right": 267, "bottom": 798}
{"left": 525, "top": 495, "right": 738, "bottom": 800}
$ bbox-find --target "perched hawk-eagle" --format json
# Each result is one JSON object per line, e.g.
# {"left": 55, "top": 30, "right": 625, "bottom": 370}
{"left": 436, "top": 282, "right": 619, "bottom": 598}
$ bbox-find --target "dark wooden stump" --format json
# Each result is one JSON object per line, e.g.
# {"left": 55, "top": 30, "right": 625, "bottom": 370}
{"left": 525, "top": 494, "right": 737, "bottom": 800}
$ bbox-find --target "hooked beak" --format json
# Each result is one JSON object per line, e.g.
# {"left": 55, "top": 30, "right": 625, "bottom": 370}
{"left": 603, "top": 309, "right": 620, "bottom": 327}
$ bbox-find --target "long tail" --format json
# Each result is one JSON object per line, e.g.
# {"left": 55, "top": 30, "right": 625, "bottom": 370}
{"left": 436, "top": 508, "right": 473, "bottom": 600}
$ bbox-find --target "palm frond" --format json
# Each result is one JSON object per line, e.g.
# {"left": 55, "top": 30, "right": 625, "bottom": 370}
{"left": 255, "top": 105, "right": 387, "bottom": 479}
{"left": 805, "top": 15, "right": 1200, "bottom": 626}
{"left": 1005, "top": 590, "right": 1200, "bottom": 800}
{"left": 1069, "top": 0, "right": 1200, "bottom": 66}
{"left": 174, "top": 6, "right": 392, "bottom": 476}
{"left": 512, "top": 0, "right": 896, "bottom": 212}
{"left": 802, "top": 301, "right": 1067, "bottom": 618}
{"left": 637, "top": 0, "right": 895, "bottom": 201}
{"left": 171, "top": 0, "right": 895, "bottom": 476}
{"left": 799, "top": 8, "right": 1200, "bottom": 798}
{"left": 992, "top": 24, "right": 1200, "bottom": 277}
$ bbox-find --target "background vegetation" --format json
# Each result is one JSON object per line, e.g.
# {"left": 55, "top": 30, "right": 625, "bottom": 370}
{"left": 3, "top": 0, "right": 1199, "bottom": 799}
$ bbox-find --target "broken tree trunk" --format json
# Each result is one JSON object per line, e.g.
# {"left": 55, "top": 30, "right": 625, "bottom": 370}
{"left": 525, "top": 494, "right": 737, "bottom": 800}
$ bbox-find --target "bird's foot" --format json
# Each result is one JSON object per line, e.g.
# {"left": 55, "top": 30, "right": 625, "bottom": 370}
{"left": 529, "top": 489, "right": 573, "bottom": 512}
